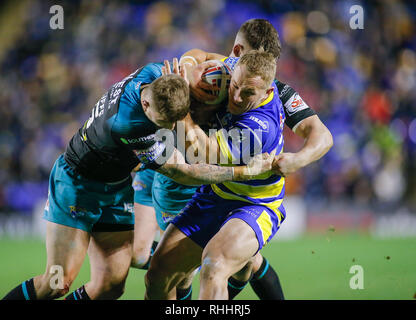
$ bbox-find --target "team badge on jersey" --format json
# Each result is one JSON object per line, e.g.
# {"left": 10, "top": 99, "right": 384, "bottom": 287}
{"left": 285, "top": 93, "right": 310, "bottom": 116}
{"left": 161, "top": 211, "right": 176, "bottom": 224}
{"left": 69, "top": 206, "right": 86, "bottom": 219}
{"left": 134, "top": 141, "right": 165, "bottom": 165}
{"left": 132, "top": 179, "right": 146, "bottom": 191}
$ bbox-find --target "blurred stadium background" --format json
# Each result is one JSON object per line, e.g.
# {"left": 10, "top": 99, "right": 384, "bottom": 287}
{"left": 0, "top": 0, "right": 415, "bottom": 299}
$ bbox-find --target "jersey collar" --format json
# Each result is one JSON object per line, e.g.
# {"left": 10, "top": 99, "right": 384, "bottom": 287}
{"left": 253, "top": 90, "right": 274, "bottom": 110}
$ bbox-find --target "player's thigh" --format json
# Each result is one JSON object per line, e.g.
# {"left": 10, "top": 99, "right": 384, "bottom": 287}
{"left": 44, "top": 221, "right": 90, "bottom": 282}
{"left": 89, "top": 230, "right": 134, "bottom": 285}
{"left": 150, "top": 223, "right": 202, "bottom": 279}
{"left": 202, "top": 218, "right": 259, "bottom": 277}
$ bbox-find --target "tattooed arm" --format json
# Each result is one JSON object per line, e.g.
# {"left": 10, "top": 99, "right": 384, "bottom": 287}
{"left": 155, "top": 148, "right": 274, "bottom": 186}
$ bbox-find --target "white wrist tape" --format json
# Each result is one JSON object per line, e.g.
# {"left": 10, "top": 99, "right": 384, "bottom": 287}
{"left": 179, "top": 55, "right": 198, "bottom": 67}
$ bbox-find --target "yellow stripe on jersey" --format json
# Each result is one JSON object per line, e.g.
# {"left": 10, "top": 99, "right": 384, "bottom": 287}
{"left": 211, "top": 184, "right": 253, "bottom": 203}
{"left": 211, "top": 184, "right": 285, "bottom": 220}
{"left": 257, "top": 210, "right": 273, "bottom": 245}
{"left": 254, "top": 90, "right": 274, "bottom": 110}
{"left": 216, "top": 129, "right": 234, "bottom": 165}
{"left": 222, "top": 176, "right": 285, "bottom": 199}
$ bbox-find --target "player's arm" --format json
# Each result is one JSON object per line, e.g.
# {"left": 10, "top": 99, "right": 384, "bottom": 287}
{"left": 182, "top": 113, "right": 221, "bottom": 164}
{"left": 273, "top": 115, "right": 333, "bottom": 175}
{"left": 153, "top": 148, "right": 275, "bottom": 186}
{"left": 179, "top": 48, "right": 226, "bottom": 65}
{"left": 178, "top": 50, "right": 226, "bottom": 102}
{"left": 273, "top": 81, "right": 333, "bottom": 176}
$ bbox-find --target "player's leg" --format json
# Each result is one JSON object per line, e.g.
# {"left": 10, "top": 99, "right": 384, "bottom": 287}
{"left": 145, "top": 224, "right": 202, "bottom": 300}
{"left": 80, "top": 230, "right": 134, "bottom": 300}
{"left": 249, "top": 252, "right": 285, "bottom": 300}
{"left": 3, "top": 155, "right": 99, "bottom": 300}
{"left": 151, "top": 172, "right": 199, "bottom": 300}
{"left": 131, "top": 203, "right": 160, "bottom": 269}
{"left": 3, "top": 221, "right": 90, "bottom": 300}
{"left": 131, "top": 170, "right": 159, "bottom": 269}
{"left": 227, "top": 252, "right": 285, "bottom": 300}
{"left": 176, "top": 269, "right": 198, "bottom": 300}
{"left": 200, "top": 203, "right": 283, "bottom": 300}
{"left": 227, "top": 256, "right": 254, "bottom": 300}
{"left": 65, "top": 175, "right": 136, "bottom": 300}
{"left": 199, "top": 218, "right": 259, "bottom": 300}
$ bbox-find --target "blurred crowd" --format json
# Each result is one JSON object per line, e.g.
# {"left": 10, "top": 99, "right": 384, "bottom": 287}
{"left": 0, "top": 0, "right": 415, "bottom": 215}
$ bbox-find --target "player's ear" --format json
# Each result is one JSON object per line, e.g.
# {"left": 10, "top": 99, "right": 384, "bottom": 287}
{"left": 265, "top": 86, "right": 274, "bottom": 97}
{"left": 233, "top": 44, "right": 243, "bottom": 57}
{"left": 142, "top": 99, "right": 150, "bottom": 112}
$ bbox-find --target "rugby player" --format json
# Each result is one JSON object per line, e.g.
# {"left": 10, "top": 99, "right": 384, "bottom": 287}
{"left": 137, "top": 19, "right": 333, "bottom": 300}
{"left": 145, "top": 50, "right": 288, "bottom": 300}
{"left": 2, "top": 61, "right": 275, "bottom": 300}
{"left": 185, "top": 19, "right": 333, "bottom": 300}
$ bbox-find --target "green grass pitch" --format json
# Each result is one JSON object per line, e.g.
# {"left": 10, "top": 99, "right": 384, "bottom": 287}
{"left": 0, "top": 233, "right": 415, "bottom": 300}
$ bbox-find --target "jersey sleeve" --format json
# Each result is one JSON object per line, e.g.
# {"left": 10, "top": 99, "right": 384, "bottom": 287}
{"left": 275, "top": 80, "right": 316, "bottom": 130}
{"left": 215, "top": 114, "right": 275, "bottom": 166}
{"left": 132, "top": 138, "right": 175, "bottom": 171}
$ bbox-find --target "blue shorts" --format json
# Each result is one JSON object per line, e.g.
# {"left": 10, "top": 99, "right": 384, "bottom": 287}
{"left": 152, "top": 172, "right": 198, "bottom": 231}
{"left": 171, "top": 185, "right": 284, "bottom": 253}
{"left": 133, "top": 169, "right": 156, "bottom": 206}
{"left": 43, "top": 154, "right": 135, "bottom": 233}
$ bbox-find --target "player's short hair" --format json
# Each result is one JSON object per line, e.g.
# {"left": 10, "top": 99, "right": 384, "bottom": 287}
{"left": 237, "top": 50, "right": 276, "bottom": 88}
{"left": 238, "top": 19, "right": 281, "bottom": 60}
{"left": 151, "top": 74, "right": 190, "bottom": 122}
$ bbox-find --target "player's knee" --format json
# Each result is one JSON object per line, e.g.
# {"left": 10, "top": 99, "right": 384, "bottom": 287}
{"left": 131, "top": 250, "right": 150, "bottom": 269}
{"left": 145, "top": 260, "right": 172, "bottom": 296}
{"left": 200, "top": 255, "right": 228, "bottom": 282}
{"left": 38, "top": 272, "right": 75, "bottom": 299}
{"left": 145, "top": 265, "right": 165, "bottom": 290}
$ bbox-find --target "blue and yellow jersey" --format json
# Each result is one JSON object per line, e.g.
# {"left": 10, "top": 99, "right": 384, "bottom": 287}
{"left": 211, "top": 79, "right": 286, "bottom": 221}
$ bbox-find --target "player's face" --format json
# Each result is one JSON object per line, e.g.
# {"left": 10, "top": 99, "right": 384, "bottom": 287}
{"left": 227, "top": 65, "right": 269, "bottom": 115}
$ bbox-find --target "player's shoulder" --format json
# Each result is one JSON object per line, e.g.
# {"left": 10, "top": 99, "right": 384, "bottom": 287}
{"left": 233, "top": 107, "right": 277, "bottom": 136}
{"left": 137, "top": 62, "right": 164, "bottom": 83}
{"left": 274, "top": 79, "right": 297, "bottom": 104}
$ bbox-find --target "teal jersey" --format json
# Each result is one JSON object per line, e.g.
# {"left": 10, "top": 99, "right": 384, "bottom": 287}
{"left": 65, "top": 63, "right": 172, "bottom": 183}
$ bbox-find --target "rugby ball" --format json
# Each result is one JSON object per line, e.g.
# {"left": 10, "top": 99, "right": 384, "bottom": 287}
{"left": 201, "top": 60, "right": 231, "bottom": 105}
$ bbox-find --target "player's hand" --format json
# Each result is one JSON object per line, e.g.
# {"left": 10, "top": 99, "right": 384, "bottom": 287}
{"left": 272, "top": 152, "right": 303, "bottom": 177}
{"left": 188, "top": 61, "right": 221, "bottom": 102}
{"left": 162, "top": 58, "right": 189, "bottom": 86}
{"left": 244, "top": 149, "right": 277, "bottom": 178}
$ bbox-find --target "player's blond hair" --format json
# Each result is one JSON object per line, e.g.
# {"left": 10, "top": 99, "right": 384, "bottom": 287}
{"left": 237, "top": 50, "right": 277, "bottom": 88}
{"left": 151, "top": 74, "right": 190, "bottom": 122}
